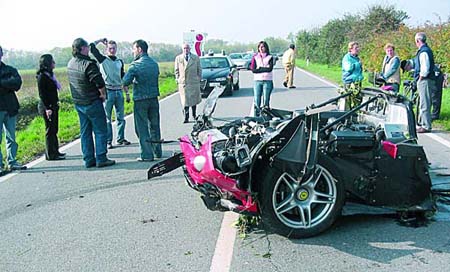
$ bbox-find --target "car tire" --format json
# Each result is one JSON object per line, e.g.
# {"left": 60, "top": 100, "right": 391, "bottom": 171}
{"left": 222, "top": 85, "right": 233, "bottom": 96}
{"left": 233, "top": 80, "right": 240, "bottom": 91}
{"left": 258, "top": 156, "right": 345, "bottom": 238}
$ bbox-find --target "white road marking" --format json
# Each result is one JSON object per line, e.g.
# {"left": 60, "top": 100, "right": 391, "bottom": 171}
{"left": 297, "top": 67, "right": 340, "bottom": 88}
{"left": 425, "top": 133, "right": 450, "bottom": 149}
{"left": 209, "top": 212, "right": 239, "bottom": 272}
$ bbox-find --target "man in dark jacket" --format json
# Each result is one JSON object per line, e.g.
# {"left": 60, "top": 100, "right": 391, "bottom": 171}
{"left": 67, "top": 38, "right": 115, "bottom": 168}
{"left": 431, "top": 64, "right": 444, "bottom": 121}
{"left": 0, "top": 45, "right": 27, "bottom": 175}
{"left": 413, "top": 32, "right": 435, "bottom": 133}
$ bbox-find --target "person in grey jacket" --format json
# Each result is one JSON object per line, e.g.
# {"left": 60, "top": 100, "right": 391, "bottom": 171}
{"left": 90, "top": 38, "right": 131, "bottom": 149}
{"left": 122, "top": 40, "right": 162, "bottom": 162}
{"left": 0, "top": 45, "right": 27, "bottom": 175}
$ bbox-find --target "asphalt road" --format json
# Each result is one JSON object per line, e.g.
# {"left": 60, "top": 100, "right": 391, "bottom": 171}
{"left": 1, "top": 64, "right": 449, "bottom": 272}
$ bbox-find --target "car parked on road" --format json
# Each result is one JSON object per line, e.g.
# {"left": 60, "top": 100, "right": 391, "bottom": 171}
{"left": 229, "top": 53, "right": 252, "bottom": 70}
{"left": 200, "top": 55, "right": 239, "bottom": 97}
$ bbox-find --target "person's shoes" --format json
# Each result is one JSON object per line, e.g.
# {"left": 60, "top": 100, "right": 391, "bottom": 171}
{"left": 183, "top": 119, "right": 189, "bottom": 124}
{"left": 97, "top": 159, "right": 116, "bottom": 168}
{"left": 137, "top": 157, "right": 154, "bottom": 162}
{"left": 58, "top": 152, "right": 66, "bottom": 157}
{"left": 85, "top": 161, "right": 96, "bottom": 168}
{"left": 10, "top": 163, "right": 27, "bottom": 171}
{"left": 47, "top": 155, "right": 66, "bottom": 161}
{"left": 0, "top": 169, "right": 11, "bottom": 176}
{"left": 117, "top": 139, "right": 131, "bottom": 145}
{"left": 417, "top": 127, "right": 431, "bottom": 133}
{"left": 289, "top": 86, "right": 296, "bottom": 89}
{"left": 107, "top": 143, "right": 114, "bottom": 149}
{"left": 283, "top": 81, "right": 287, "bottom": 88}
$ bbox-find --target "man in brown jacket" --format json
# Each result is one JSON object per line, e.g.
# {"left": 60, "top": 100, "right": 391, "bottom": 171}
{"left": 174, "top": 43, "right": 202, "bottom": 123}
{"left": 282, "top": 44, "right": 296, "bottom": 89}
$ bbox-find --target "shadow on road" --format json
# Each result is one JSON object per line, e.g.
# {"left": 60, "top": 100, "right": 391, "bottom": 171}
{"left": 287, "top": 214, "right": 450, "bottom": 263}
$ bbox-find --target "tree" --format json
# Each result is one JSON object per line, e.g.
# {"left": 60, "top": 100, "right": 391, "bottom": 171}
{"left": 263, "top": 37, "right": 290, "bottom": 54}
{"left": 318, "top": 15, "right": 360, "bottom": 65}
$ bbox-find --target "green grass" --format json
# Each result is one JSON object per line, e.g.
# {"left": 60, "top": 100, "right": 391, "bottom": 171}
{"left": 2, "top": 63, "right": 178, "bottom": 167}
{"left": 432, "top": 90, "right": 450, "bottom": 131}
{"left": 296, "top": 59, "right": 450, "bottom": 132}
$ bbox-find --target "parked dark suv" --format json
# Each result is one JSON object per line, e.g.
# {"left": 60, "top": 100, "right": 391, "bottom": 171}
{"left": 200, "top": 55, "right": 239, "bottom": 97}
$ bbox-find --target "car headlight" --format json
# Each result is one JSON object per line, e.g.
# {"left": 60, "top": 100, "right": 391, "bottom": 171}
{"left": 214, "top": 77, "right": 227, "bottom": 82}
{"left": 193, "top": 155, "right": 207, "bottom": 172}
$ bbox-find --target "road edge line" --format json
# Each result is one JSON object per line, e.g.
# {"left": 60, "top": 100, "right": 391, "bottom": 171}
{"left": 424, "top": 133, "right": 450, "bottom": 149}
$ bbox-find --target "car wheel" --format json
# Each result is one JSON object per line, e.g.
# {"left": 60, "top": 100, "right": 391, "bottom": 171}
{"left": 233, "top": 80, "right": 240, "bottom": 91}
{"left": 259, "top": 157, "right": 345, "bottom": 238}
{"left": 221, "top": 85, "right": 232, "bottom": 96}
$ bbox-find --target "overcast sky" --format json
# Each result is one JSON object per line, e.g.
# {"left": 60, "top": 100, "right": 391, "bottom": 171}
{"left": 0, "top": 0, "right": 448, "bottom": 51}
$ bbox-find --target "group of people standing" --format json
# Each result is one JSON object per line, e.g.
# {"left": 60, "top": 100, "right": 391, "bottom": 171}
{"left": 65, "top": 38, "right": 162, "bottom": 166}
{"left": 341, "top": 32, "right": 443, "bottom": 133}
{"left": 1, "top": 32, "right": 445, "bottom": 174}
{"left": 0, "top": 37, "right": 163, "bottom": 174}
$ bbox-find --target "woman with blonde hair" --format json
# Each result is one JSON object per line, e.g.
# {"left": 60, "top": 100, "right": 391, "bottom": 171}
{"left": 380, "top": 43, "right": 400, "bottom": 92}
{"left": 342, "top": 41, "right": 364, "bottom": 89}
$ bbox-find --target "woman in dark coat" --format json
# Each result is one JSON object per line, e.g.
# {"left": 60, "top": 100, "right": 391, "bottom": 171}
{"left": 36, "top": 54, "right": 65, "bottom": 160}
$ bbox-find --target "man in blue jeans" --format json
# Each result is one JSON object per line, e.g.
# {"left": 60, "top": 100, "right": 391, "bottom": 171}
{"left": 122, "top": 40, "right": 162, "bottom": 162}
{"left": 67, "top": 38, "right": 115, "bottom": 168}
{"left": 90, "top": 38, "right": 131, "bottom": 149}
{"left": 0, "top": 45, "right": 27, "bottom": 175}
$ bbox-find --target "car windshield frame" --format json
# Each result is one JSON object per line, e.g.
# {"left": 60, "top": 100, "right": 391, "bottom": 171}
{"left": 200, "top": 57, "right": 231, "bottom": 69}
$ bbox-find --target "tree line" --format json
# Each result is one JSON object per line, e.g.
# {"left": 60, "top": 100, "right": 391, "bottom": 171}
{"left": 2, "top": 38, "right": 291, "bottom": 71}
{"left": 296, "top": 4, "right": 450, "bottom": 73}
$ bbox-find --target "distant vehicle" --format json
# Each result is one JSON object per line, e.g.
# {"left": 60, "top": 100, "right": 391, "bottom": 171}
{"left": 229, "top": 53, "right": 252, "bottom": 70}
{"left": 272, "top": 53, "right": 280, "bottom": 65}
{"left": 200, "top": 55, "right": 240, "bottom": 97}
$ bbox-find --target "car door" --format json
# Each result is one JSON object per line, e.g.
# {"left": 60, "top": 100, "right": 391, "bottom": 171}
{"left": 226, "top": 56, "right": 239, "bottom": 85}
